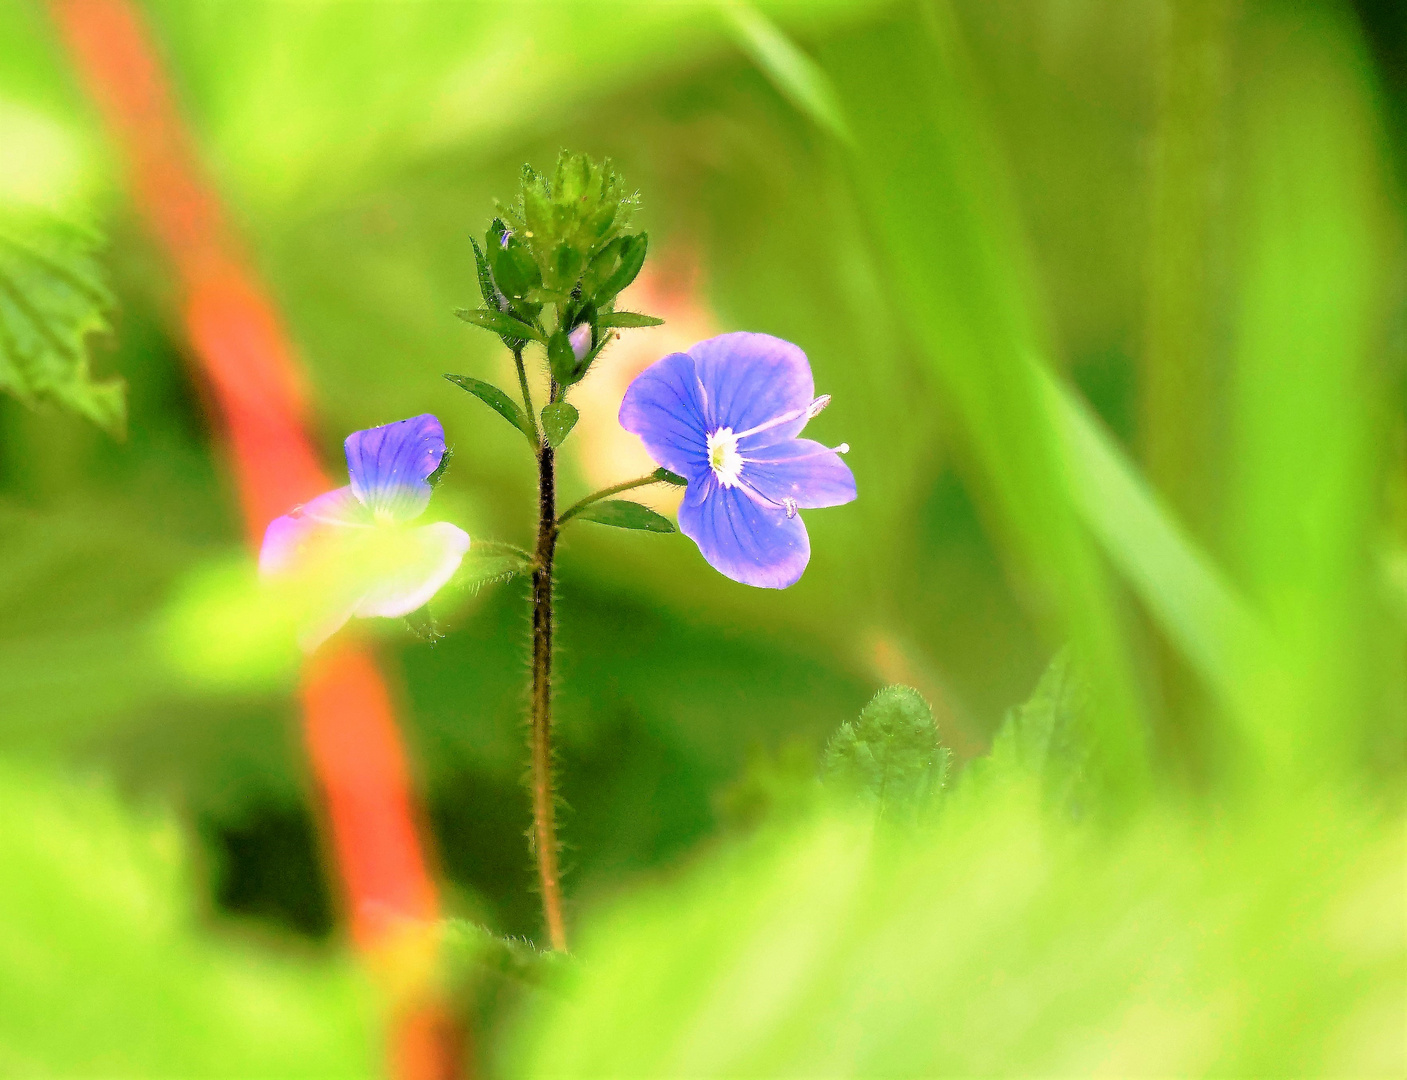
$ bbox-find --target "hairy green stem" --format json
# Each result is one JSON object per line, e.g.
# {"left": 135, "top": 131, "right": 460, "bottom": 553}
{"left": 556, "top": 473, "right": 664, "bottom": 526}
{"left": 514, "top": 345, "right": 540, "bottom": 442}
{"left": 528, "top": 375, "right": 567, "bottom": 952}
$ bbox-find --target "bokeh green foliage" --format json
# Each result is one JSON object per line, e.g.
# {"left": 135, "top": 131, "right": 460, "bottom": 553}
{"left": 511, "top": 700, "right": 1404, "bottom": 1076}
{"left": 0, "top": 0, "right": 1404, "bottom": 1074}
{"left": 0, "top": 208, "right": 124, "bottom": 436}
{"left": 0, "top": 759, "right": 375, "bottom": 1076}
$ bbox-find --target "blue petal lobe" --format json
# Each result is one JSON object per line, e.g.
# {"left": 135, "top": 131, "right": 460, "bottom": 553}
{"left": 678, "top": 476, "right": 811, "bottom": 589}
{"left": 741, "top": 438, "right": 857, "bottom": 509}
{"left": 689, "top": 332, "right": 814, "bottom": 438}
{"left": 344, "top": 414, "right": 446, "bottom": 522}
{"left": 259, "top": 486, "right": 370, "bottom": 575}
{"left": 354, "top": 522, "right": 471, "bottom": 618}
{"left": 619, "top": 349, "right": 710, "bottom": 476}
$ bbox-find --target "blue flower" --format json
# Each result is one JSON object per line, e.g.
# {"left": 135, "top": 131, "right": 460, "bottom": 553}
{"left": 619, "top": 332, "right": 855, "bottom": 588}
{"left": 259, "top": 414, "right": 470, "bottom": 649}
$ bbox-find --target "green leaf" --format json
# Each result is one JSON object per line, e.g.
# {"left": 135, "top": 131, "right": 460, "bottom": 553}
{"left": 652, "top": 467, "right": 688, "bottom": 486}
{"left": 452, "top": 307, "right": 544, "bottom": 344}
{"left": 574, "top": 500, "right": 675, "bottom": 533}
{"left": 491, "top": 240, "right": 542, "bottom": 298}
{"left": 597, "top": 311, "right": 664, "bottom": 329}
{"left": 453, "top": 547, "right": 533, "bottom": 593}
{"left": 468, "top": 235, "right": 500, "bottom": 311}
{"left": 581, "top": 235, "right": 627, "bottom": 298}
{"left": 823, "top": 685, "right": 949, "bottom": 813}
{"left": 541, "top": 401, "right": 579, "bottom": 448}
{"left": 0, "top": 210, "right": 124, "bottom": 437}
{"left": 983, "top": 649, "right": 1092, "bottom": 813}
{"left": 595, "top": 232, "right": 648, "bottom": 301}
{"left": 443, "top": 373, "right": 532, "bottom": 438}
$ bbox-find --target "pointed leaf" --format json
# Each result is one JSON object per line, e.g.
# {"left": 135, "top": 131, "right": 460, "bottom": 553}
{"left": 597, "top": 311, "right": 664, "bottom": 329}
{"left": 444, "top": 373, "right": 532, "bottom": 439}
{"left": 453, "top": 548, "right": 532, "bottom": 593}
{"left": 468, "top": 235, "right": 500, "bottom": 311}
{"left": 596, "top": 232, "right": 648, "bottom": 301}
{"left": 491, "top": 241, "right": 541, "bottom": 298}
{"left": 0, "top": 210, "right": 124, "bottom": 437}
{"left": 575, "top": 499, "right": 675, "bottom": 533}
{"left": 823, "top": 685, "right": 949, "bottom": 813}
{"left": 453, "top": 307, "right": 544, "bottom": 344}
{"left": 983, "top": 649, "right": 1092, "bottom": 815}
{"left": 541, "top": 401, "right": 579, "bottom": 448}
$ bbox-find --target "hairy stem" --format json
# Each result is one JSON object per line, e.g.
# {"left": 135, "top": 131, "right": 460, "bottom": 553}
{"left": 529, "top": 384, "right": 567, "bottom": 952}
{"left": 556, "top": 472, "right": 666, "bottom": 526}
{"left": 514, "top": 345, "right": 540, "bottom": 442}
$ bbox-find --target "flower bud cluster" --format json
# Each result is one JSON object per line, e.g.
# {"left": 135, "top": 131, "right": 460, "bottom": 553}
{"left": 468, "top": 151, "right": 655, "bottom": 386}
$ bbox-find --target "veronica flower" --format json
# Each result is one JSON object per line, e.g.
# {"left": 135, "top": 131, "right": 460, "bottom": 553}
{"left": 259, "top": 414, "right": 470, "bottom": 650}
{"left": 619, "top": 332, "right": 855, "bottom": 588}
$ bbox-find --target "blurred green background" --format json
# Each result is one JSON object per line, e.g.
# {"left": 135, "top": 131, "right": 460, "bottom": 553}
{"left": 2, "top": 0, "right": 1404, "bottom": 1075}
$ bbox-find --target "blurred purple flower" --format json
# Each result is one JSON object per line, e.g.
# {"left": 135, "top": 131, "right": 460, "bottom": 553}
{"left": 260, "top": 414, "right": 470, "bottom": 649}
{"left": 620, "top": 332, "right": 855, "bottom": 588}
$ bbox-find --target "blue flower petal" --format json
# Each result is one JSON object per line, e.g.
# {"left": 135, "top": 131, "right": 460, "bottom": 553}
{"left": 678, "top": 474, "right": 810, "bottom": 589}
{"left": 690, "top": 333, "right": 814, "bottom": 439}
{"left": 742, "top": 438, "right": 857, "bottom": 510}
{"left": 344, "top": 414, "right": 446, "bottom": 523}
{"left": 258, "top": 486, "right": 370, "bottom": 575}
{"left": 354, "top": 522, "right": 471, "bottom": 618}
{"left": 618, "top": 349, "right": 710, "bottom": 476}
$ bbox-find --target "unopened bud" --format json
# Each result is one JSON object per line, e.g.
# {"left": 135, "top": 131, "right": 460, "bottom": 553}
{"left": 568, "top": 323, "right": 593, "bottom": 362}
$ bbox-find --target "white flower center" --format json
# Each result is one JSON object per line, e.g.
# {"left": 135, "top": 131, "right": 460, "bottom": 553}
{"left": 707, "top": 427, "right": 743, "bottom": 487}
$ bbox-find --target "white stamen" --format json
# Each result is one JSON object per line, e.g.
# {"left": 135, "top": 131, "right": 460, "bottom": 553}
{"left": 734, "top": 395, "right": 833, "bottom": 441}
{"left": 707, "top": 427, "right": 744, "bottom": 487}
{"left": 783, "top": 497, "right": 798, "bottom": 519}
{"left": 836, "top": 443, "right": 849, "bottom": 454}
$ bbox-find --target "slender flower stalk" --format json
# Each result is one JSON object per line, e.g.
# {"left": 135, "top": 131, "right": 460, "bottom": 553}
{"left": 557, "top": 472, "right": 665, "bottom": 526}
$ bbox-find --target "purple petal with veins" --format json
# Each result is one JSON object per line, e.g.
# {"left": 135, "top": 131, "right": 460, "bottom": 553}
{"left": 740, "top": 438, "right": 856, "bottom": 510}
{"left": 258, "top": 413, "right": 468, "bottom": 651}
{"left": 345, "top": 414, "right": 446, "bottom": 523}
{"left": 619, "top": 349, "right": 711, "bottom": 478}
{"left": 678, "top": 472, "right": 811, "bottom": 589}
{"left": 620, "top": 332, "right": 855, "bottom": 588}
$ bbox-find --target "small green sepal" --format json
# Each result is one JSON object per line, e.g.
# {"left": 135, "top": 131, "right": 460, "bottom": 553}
{"left": 574, "top": 500, "right": 675, "bottom": 533}
{"left": 547, "top": 330, "right": 582, "bottom": 385}
{"left": 490, "top": 239, "right": 542, "bottom": 299}
{"left": 541, "top": 401, "right": 579, "bottom": 448}
{"left": 426, "top": 445, "right": 453, "bottom": 487}
{"left": 653, "top": 467, "right": 688, "bottom": 486}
